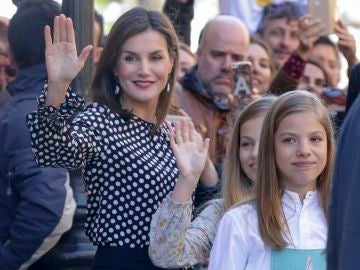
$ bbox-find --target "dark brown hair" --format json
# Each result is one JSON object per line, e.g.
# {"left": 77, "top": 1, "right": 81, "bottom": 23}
{"left": 90, "top": 7, "right": 179, "bottom": 133}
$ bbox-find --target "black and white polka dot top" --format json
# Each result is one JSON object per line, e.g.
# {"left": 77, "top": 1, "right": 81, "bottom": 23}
{"left": 27, "top": 85, "right": 179, "bottom": 248}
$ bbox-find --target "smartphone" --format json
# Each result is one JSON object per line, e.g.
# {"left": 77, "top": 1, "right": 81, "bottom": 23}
{"left": 308, "top": 0, "right": 336, "bottom": 35}
{"left": 231, "top": 61, "right": 253, "bottom": 98}
{"left": 165, "top": 114, "right": 191, "bottom": 124}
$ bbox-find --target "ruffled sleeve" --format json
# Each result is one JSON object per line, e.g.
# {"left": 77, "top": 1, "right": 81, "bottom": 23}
{"left": 26, "top": 83, "right": 102, "bottom": 170}
{"left": 149, "top": 194, "right": 224, "bottom": 268}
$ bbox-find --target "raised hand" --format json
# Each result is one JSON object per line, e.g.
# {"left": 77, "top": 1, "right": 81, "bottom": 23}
{"left": 335, "top": 20, "right": 358, "bottom": 67}
{"left": 168, "top": 120, "right": 210, "bottom": 203}
{"left": 297, "top": 15, "right": 325, "bottom": 59}
{"left": 45, "top": 14, "right": 92, "bottom": 107}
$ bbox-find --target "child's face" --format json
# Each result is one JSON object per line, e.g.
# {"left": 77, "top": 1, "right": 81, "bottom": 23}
{"left": 239, "top": 115, "right": 265, "bottom": 183}
{"left": 274, "top": 111, "right": 327, "bottom": 197}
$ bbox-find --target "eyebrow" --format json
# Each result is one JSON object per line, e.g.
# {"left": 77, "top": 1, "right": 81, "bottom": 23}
{"left": 240, "top": 135, "right": 255, "bottom": 141}
{"left": 121, "top": 50, "right": 165, "bottom": 55}
{"left": 278, "top": 130, "right": 325, "bottom": 137}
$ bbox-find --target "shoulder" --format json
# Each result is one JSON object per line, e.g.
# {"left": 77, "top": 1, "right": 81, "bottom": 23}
{"left": 222, "top": 201, "right": 257, "bottom": 228}
{"left": 75, "top": 103, "right": 126, "bottom": 126}
{"left": 196, "top": 199, "right": 225, "bottom": 222}
{"left": 202, "top": 199, "right": 225, "bottom": 215}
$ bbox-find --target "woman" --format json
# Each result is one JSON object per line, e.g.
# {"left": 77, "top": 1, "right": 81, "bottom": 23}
{"left": 26, "top": 7, "right": 209, "bottom": 269}
{"left": 247, "top": 35, "right": 274, "bottom": 95}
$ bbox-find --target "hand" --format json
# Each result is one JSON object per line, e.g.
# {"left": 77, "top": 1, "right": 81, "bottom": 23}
{"left": 335, "top": 20, "right": 358, "bottom": 66}
{"left": 297, "top": 16, "right": 325, "bottom": 59}
{"left": 168, "top": 120, "right": 210, "bottom": 203}
{"left": 45, "top": 14, "right": 92, "bottom": 107}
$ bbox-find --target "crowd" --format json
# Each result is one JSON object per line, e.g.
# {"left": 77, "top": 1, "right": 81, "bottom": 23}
{"left": 0, "top": 0, "right": 359, "bottom": 269}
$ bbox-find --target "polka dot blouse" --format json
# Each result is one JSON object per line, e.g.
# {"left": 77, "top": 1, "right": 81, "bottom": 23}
{"left": 26, "top": 84, "right": 179, "bottom": 248}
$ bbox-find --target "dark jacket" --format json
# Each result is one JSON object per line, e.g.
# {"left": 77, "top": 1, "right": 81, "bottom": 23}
{"left": 0, "top": 64, "right": 75, "bottom": 269}
{"left": 327, "top": 82, "right": 360, "bottom": 270}
{"left": 346, "top": 63, "right": 360, "bottom": 113}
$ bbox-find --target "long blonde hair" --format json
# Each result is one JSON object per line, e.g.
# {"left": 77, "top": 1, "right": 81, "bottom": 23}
{"left": 222, "top": 96, "right": 276, "bottom": 210}
{"left": 256, "top": 90, "right": 335, "bottom": 248}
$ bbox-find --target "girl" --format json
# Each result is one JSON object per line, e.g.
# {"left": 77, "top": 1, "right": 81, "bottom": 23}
{"left": 149, "top": 96, "right": 276, "bottom": 268}
{"left": 26, "top": 7, "right": 209, "bottom": 269}
{"left": 209, "top": 90, "right": 335, "bottom": 270}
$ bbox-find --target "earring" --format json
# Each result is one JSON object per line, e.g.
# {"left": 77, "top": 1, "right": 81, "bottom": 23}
{"left": 115, "top": 76, "right": 120, "bottom": 95}
{"left": 166, "top": 82, "right": 170, "bottom": 92}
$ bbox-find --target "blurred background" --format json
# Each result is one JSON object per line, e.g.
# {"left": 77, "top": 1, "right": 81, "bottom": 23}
{"left": 2, "top": 0, "right": 360, "bottom": 88}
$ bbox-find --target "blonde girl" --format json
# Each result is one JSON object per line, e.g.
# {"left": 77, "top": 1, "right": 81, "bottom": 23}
{"left": 209, "top": 90, "right": 335, "bottom": 270}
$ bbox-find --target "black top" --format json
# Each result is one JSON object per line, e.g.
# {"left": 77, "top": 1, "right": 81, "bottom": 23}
{"left": 27, "top": 84, "right": 178, "bottom": 249}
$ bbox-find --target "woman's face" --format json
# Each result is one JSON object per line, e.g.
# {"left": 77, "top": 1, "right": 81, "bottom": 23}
{"left": 239, "top": 115, "right": 265, "bottom": 183}
{"left": 114, "top": 29, "right": 173, "bottom": 117}
{"left": 309, "top": 44, "right": 340, "bottom": 87}
{"left": 298, "top": 63, "right": 326, "bottom": 96}
{"left": 247, "top": 43, "right": 272, "bottom": 95}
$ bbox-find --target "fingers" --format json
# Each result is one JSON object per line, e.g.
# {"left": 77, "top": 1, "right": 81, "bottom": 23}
{"left": 53, "top": 15, "right": 60, "bottom": 43}
{"left": 188, "top": 121, "right": 196, "bottom": 142}
{"left": 66, "top": 17, "right": 75, "bottom": 43}
{"left": 181, "top": 120, "right": 189, "bottom": 143}
{"left": 78, "top": 45, "right": 93, "bottom": 67}
{"left": 178, "top": 109, "right": 190, "bottom": 118}
{"left": 59, "top": 14, "right": 67, "bottom": 42}
{"left": 44, "top": 25, "right": 52, "bottom": 49}
{"left": 201, "top": 138, "right": 210, "bottom": 154}
{"left": 173, "top": 120, "right": 196, "bottom": 144}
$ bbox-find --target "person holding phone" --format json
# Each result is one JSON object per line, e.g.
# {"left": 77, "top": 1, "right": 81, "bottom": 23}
{"left": 174, "top": 15, "right": 250, "bottom": 166}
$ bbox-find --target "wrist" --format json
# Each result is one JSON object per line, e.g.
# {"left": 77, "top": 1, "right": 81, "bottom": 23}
{"left": 45, "top": 81, "right": 71, "bottom": 108}
{"left": 171, "top": 175, "right": 198, "bottom": 203}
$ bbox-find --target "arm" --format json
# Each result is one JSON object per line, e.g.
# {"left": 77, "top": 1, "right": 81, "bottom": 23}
{"left": 149, "top": 119, "right": 211, "bottom": 267}
{"left": 208, "top": 212, "right": 248, "bottom": 270}
{"left": 335, "top": 20, "right": 358, "bottom": 75}
{"left": 26, "top": 15, "right": 100, "bottom": 169}
{"left": 149, "top": 198, "right": 224, "bottom": 268}
{"left": 27, "top": 86, "right": 103, "bottom": 169}
{"left": 199, "top": 156, "right": 218, "bottom": 187}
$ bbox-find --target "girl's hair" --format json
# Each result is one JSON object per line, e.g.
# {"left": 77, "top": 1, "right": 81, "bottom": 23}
{"left": 256, "top": 90, "right": 335, "bottom": 248}
{"left": 90, "top": 7, "right": 179, "bottom": 133}
{"left": 222, "top": 96, "right": 277, "bottom": 210}
{"left": 250, "top": 34, "right": 275, "bottom": 77}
